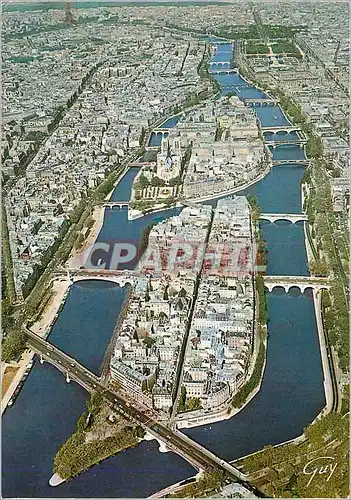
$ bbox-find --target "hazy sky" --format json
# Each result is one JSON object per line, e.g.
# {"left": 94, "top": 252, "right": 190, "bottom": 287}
{"left": 2, "top": 0, "right": 348, "bottom": 5}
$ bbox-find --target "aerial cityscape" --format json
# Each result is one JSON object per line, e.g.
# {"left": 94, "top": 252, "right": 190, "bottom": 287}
{"left": 1, "top": 0, "right": 349, "bottom": 498}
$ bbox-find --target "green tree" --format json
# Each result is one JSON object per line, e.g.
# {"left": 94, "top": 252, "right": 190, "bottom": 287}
{"left": 138, "top": 173, "right": 149, "bottom": 190}
{"left": 178, "top": 386, "right": 187, "bottom": 411}
{"left": 309, "top": 258, "right": 329, "bottom": 277}
{"left": 143, "top": 337, "right": 156, "bottom": 348}
{"left": 2, "top": 330, "right": 27, "bottom": 362}
{"left": 150, "top": 176, "right": 165, "bottom": 187}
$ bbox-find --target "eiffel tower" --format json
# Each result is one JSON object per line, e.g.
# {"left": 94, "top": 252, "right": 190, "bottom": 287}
{"left": 65, "top": 0, "right": 75, "bottom": 24}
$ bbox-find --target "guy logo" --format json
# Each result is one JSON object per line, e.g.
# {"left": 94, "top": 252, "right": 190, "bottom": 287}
{"left": 303, "top": 456, "right": 338, "bottom": 487}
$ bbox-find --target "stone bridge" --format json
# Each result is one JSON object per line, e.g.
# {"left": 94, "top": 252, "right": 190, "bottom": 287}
{"left": 244, "top": 98, "right": 278, "bottom": 107}
{"left": 261, "top": 125, "right": 302, "bottom": 134}
{"left": 272, "top": 159, "right": 309, "bottom": 166}
{"left": 209, "top": 61, "right": 231, "bottom": 66}
{"left": 260, "top": 213, "right": 308, "bottom": 224}
{"left": 71, "top": 274, "right": 134, "bottom": 287}
{"left": 103, "top": 201, "right": 129, "bottom": 209}
{"left": 53, "top": 268, "right": 139, "bottom": 286}
{"left": 263, "top": 275, "right": 330, "bottom": 293}
{"left": 209, "top": 68, "right": 238, "bottom": 75}
{"left": 151, "top": 129, "right": 171, "bottom": 135}
{"left": 265, "top": 139, "right": 306, "bottom": 148}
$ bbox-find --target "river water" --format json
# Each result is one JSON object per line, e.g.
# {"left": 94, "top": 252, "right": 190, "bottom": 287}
{"left": 2, "top": 42, "right": 325, "bottom": 498}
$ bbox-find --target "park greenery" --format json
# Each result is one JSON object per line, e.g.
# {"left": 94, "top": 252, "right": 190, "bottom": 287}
{"left": 197, "top": 44, "right": 212, "bottom": 80}
{"left": 2, "top": 329, "right": 27, "bottom": 363}
{"left": 131, "top": 196, "right": 177, "bottom": 214}
{"left": 235, "top": 405, "right": 349, "bottom": 498}
{"left": 264, "top": 25, "right": 302, "bottom": 39}
{"left": 214, "top": 24, "right": 260, "bottom": 40}
{"left": 322, "top": 283, "right": 349, "bottom": 373}
{"left": 246, "top": 41, "right": 268, "bottom": 55}
{"left": 53, "top": 392, "right": 145, "bottom": 480}
{"left": 168, "top": 469, "right": 227, "bottom": 498}
{"left": 1, "top": 202, "right": 16, "bottom": 306}
{"left": 271, "top": 40, "right": 302, "bottom": 58}
{"left": 247, "top": 194, "right": 261, "bottom": 224}
{"left": 308, "top": 257, "right": 328, "bottom": 277}
{"left": 272, "top": 89, "right": 323, "bottom": 160}
{"left": 256, "top": 275, "right": 268, "bottom": 325}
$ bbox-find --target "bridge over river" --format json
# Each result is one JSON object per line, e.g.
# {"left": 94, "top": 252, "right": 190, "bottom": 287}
{"left": 261, "top": 125, "right": 302, "bottom": 134}
{"left": 265, "top": 139, "right": 306, "bottom": 148}
{"left": 272, "top": 159, "right": 309, "bottom": 166}
{"left": 263, "top": 275, "right": 330, "bottom": 293}
{"left": 259, "top": 213, "right": 308, "bottom": 224}
{"left": 23, "top": 327, "right": 260, "bottom": 491}
{"left": 102, "top": 201, "right": 129, "bottom": 209}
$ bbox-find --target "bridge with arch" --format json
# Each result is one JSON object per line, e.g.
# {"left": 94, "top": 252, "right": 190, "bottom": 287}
{"left": 209, "top": 61, "right": 232, "bottom": 67}
{"left": 209, "top": 68, "right": 238, "bottom": 75}
{"left": 261, "top": 125, "right": 302, "bottom": 134}
{"left": 71, "top": 274, "right": 135, "bottom": 287}
{"left": 272, "top": 159, "right": 309, "bottom": 166}
{"left": 243, "top": 98, "right": 278, "bottom": 107}
{"left": 265, "top": 139, "right": 306, "bottom": 148}
{"left": 151, "top": 129, "right": 171, "bottom": 135}
{"left": 103, "top": 201, "right": 129, "bottom": 209}
{"left": 259, "top": 213, "right": 308, "bottom": 224}
{"left": 68, "top": 268, "right": 139, "bottom": 285}
{"left": 53, "top": 268, "right": 140, "bottom": 287}
{"left": 263, "top": 275, "right": 330, "bottom": 293}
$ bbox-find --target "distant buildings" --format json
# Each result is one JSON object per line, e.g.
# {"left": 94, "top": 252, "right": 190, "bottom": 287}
{"left": 3, "top": 22, "right": 206, "bottom": 296}
{"left": 240, "top": 1, "right": 349, "bottom": 218}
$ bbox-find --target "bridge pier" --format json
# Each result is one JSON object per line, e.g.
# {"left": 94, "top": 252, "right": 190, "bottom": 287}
{"left": 66, "top": 267, "right": 73, "bottom": 286}
{"left": 66, "top": 372, "right": 71, "bottom": 383}
{"left": 40, "top": 354, "right": 44, "bottom": 364}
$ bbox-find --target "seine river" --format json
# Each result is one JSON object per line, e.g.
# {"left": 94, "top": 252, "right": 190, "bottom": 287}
{"left": 2, "top": 42, "right": 325, "bottom": 498}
